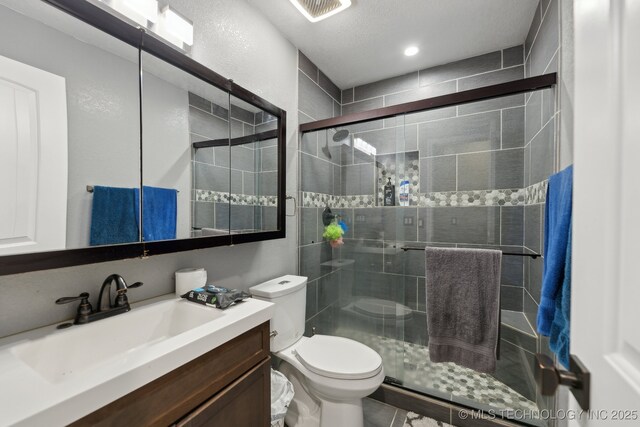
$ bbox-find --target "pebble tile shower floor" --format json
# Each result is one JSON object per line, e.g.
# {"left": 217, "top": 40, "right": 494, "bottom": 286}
{"left": 342, "top": 330, "right": 538, "bottom": 416}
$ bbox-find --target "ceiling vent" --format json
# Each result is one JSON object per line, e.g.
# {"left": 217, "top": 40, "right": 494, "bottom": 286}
{"left": 288, "top": 0, "right": 351, "bottom": 22}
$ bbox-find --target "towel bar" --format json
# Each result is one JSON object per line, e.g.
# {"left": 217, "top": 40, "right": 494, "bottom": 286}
{"left": 399, "top": 246, "right": 540, "bottom": 259}
{"left": 86, "top": 185, "right": 179, "bottom": 193}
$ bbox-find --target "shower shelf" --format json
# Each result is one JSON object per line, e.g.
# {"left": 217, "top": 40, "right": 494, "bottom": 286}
{"left": 398, "top": 246, "right": 540, "bottom": 259}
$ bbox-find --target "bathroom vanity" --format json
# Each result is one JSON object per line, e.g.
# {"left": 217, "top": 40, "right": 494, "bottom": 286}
{"left": 0, "top": 297, "right": 274, "bottom": 426}
{"left": 72, "top": 323, "right": 270, "bottom": 426}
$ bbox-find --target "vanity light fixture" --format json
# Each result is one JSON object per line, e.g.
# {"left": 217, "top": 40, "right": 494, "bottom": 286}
{"left": 288, "top": 0, "right": 352, "bottom": 23}
{"left": 98, "top": 0, "right": 157, "bottom": 26}
{"left": 122, "top": 0, "right": 158, "bottom": 23}
{"left": 404, "top": 46, "right": 419, "bottom": 57}
{"left": 158, "top": 5, "right": 194, "bottom": 47}
{"left": 97, "top": 0, "right": 193, "bottom": 50}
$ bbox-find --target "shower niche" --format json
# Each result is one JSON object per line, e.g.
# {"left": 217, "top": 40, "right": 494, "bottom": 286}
{"left": 376, "top": 151, "right": 420, "bottom": 207}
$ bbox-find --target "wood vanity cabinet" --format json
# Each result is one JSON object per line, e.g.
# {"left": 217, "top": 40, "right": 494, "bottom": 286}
{"left": 71, "top": 322, "right": 271, "bottom": 427}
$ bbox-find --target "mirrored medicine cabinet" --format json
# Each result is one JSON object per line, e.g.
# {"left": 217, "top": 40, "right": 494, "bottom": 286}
{"left": 0, "top": 0, "right": 286, "bottom": 276}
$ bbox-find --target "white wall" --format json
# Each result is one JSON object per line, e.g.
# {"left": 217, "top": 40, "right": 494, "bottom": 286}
{"left": 0, "top": 0, "right": 299, "bottom": 338}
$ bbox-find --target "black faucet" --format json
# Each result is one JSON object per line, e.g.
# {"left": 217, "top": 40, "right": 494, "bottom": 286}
{"left": 56, "top": 275, "right": 143, "bottom": 325}
{"left": 98, "top": 274, "right": 143, "bottom": 311}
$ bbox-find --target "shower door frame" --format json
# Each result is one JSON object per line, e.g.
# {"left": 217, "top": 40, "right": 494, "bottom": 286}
{"left": 300, "top": 73, "right": 556, "bottom": 133}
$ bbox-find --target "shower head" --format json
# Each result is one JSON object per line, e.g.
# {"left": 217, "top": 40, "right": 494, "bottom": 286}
{"left": 333, "top": 129, "right": 350, "bottom": 142}
{"left": 321, "top": 129, "right": 350, "bottom": 160}
{"left": 322, "top": 131, "right": 332, "bottom": 160}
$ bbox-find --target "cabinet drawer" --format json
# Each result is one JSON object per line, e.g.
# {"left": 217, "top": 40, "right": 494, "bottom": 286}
{"left": 176, "top": 358, "right": 270, "bottom": 427}
{"left": 71, "top": 321, "right": 270, "bottom": 426}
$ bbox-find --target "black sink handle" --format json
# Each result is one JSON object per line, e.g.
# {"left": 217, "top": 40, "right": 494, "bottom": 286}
{"left": 55, "top": 292, "right": 93, "bottom": 325}
{"left": 56, "top": 292, "right": 90, "bottom": 305}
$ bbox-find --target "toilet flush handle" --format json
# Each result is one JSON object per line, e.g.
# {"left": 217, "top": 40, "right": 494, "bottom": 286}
{"left": 270, "top": 330, "right": 278, "bottom": 338}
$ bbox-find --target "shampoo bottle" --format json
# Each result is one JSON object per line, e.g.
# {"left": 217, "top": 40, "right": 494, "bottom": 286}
{"left": 383, "top": 177, "right": 395, "bottom": 206}
{"left": 399, "top": 179, "right": 410, "bottom": 206}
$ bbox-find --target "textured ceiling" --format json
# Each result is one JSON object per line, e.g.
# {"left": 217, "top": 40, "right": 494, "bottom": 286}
{"left": 247, "top": 0, "right": 538, "bottom": 88}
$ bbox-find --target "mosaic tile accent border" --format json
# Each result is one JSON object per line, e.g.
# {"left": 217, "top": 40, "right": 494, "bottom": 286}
{"left": 302, "top": 189, "right": 525, "bottom": 208}
{"left": 195, "top": 189, "right": 277, "bottom": 207}
{"left": 301, "top": 192, "right": 336, "bottom": 208}
{"left": 301, "top": 181, "right": 549, "bottom": 209}
{"left": 301, "top": 192, "right": 377, "bottom": 208}
{"left": 525, "top": 180, "right": 548, "bottom": 205}
{"left": 420, "top": 188, "right": 525, "bottom": 207}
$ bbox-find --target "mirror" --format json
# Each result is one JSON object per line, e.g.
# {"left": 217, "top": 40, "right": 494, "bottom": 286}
{"left": 0, "top": 0, "right": 286, "bottom": 274}
{"left": 228, "top": 95, "right": 279, "bottom": 234}
{"left": 0, "top": 0, "right": 141, "bottom": 255}
{"left": 141, "top": 51, "right": 230, "bottom": 241}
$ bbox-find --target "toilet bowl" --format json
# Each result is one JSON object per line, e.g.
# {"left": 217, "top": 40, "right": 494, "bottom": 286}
{"left": 250, "top": 275, "right": 384, "bottom": 427}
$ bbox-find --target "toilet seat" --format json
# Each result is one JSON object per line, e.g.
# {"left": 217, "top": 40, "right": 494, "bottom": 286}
{"left": 293, "top": 335, "right": 382, "bottom": 380}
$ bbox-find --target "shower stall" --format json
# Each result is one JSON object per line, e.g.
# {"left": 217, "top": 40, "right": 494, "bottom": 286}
{"left": 298, "top": 74, "right": 557, "bottom": 425}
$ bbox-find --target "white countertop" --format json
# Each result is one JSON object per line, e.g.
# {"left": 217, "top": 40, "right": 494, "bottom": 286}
{"left": 0, "top": 295, "right": 273, "bottom": 427}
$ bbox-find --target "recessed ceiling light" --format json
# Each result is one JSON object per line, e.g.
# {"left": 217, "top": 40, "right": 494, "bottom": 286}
{"left": 404, "top": 46, "right": 419, "bottom": 57}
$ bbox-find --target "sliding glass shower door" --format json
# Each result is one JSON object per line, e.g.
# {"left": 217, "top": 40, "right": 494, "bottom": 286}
{"left": 299, "top": 85, "right": 556, "bottom": 426}
{"left": 299, "top": 116, "right": 411, "bottom": 384}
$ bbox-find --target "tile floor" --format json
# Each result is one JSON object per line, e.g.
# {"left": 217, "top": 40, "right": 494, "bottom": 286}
{"left": 364, "top": 398, "right": 452, "bottom": 427}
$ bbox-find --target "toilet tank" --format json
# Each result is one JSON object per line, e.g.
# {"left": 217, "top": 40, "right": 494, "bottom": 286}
{"left": 249, "top": 275, "right": 307, "bottom": 352}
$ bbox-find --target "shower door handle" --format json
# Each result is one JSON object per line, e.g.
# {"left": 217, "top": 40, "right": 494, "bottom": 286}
{"left": 535, "top": 353, "right": 590, "bottom": 410}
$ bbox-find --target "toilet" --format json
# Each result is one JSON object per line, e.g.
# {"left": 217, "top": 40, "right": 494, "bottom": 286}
{"left": 250, "top": 275, "right": 384, "bottom": 427}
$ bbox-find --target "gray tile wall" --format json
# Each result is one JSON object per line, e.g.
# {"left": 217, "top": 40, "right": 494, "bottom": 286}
{"left": 300, "top": 14, "right": 564, "bottom": 412}
{"left": 338, "top": 46, "right": 527, "bottom": 216}
{"left": 297, "top": 51, "right": 345, "bottom": 330}
{"left": 298, "top": 50, "right": 342, "bottom": 197}
{"left": 189, "top": 93, "right": 267, "bottom": 233}
{"left": 296, "top": 15, "right": 570, "bottom": 416}
{"left": 319, "top": 46, "right": 530, "bottom": 319}
{"left": 341, "top": 47, "right": 524, "bottom": 112}
{"left": 301, "top": 46, "right": 533, "bottom": 341}
{"left": 190, "top": 93, "right": 230, "bottom": 233}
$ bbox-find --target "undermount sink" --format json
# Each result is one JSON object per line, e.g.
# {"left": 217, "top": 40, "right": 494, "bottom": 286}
{"left": 11, "top": 299, "right": 223, "bottom": 383}
{"left": 0, "top": 295, "right": 273, "bottom": 426}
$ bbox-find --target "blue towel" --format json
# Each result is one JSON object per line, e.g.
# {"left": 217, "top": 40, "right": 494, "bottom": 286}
{"left": 550, "top": 226, "right": 571, "bottom": 368}
{"left": 134, "top": 186, "right": 177, "bottom": 242}
{"left": 90, "top": 186, "right": 139, "bottom": 246}
{"left": 537, "top": 165, "right": 573, "bottom": 366}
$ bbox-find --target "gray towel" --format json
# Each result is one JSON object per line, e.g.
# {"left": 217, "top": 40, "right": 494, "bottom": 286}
{"left": 425, "top": 247, "right": 502, "bottom": 373}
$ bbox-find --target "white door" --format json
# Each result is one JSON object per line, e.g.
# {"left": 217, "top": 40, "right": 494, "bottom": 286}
{"left": 571, "top": 0, "right": 640, "bottom": 422}
{"left": 0, "top": 54, "right": 68, "bottom": 255}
